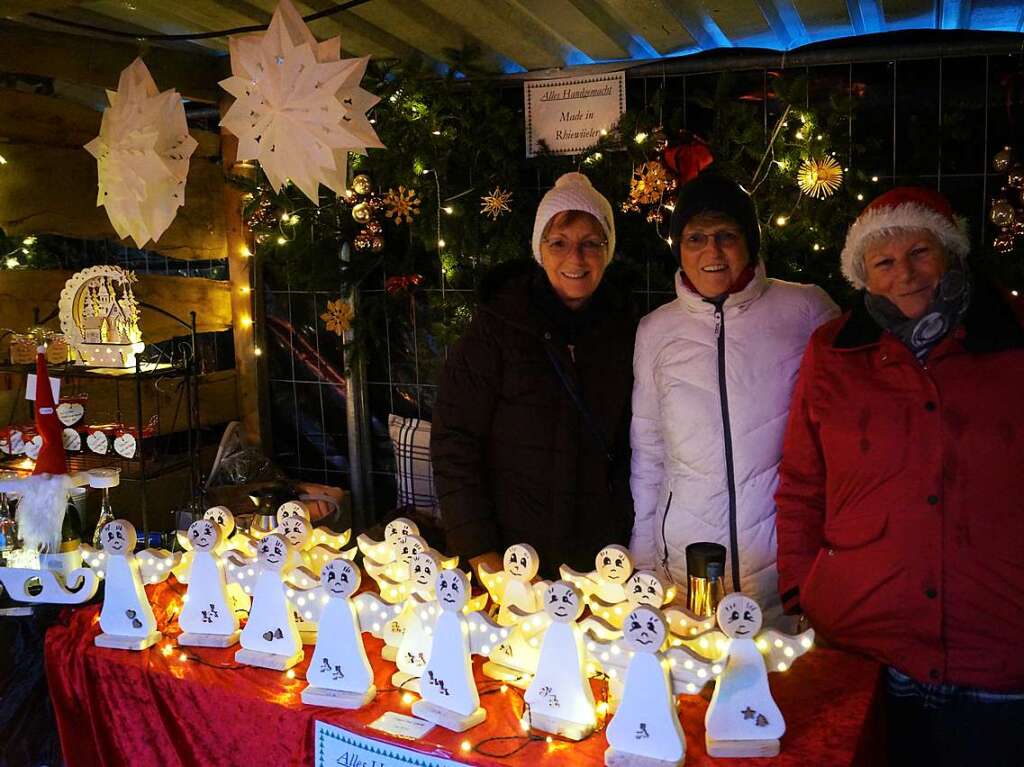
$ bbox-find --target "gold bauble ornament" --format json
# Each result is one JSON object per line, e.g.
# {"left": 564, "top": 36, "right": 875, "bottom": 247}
{"left": 990, "top": 199, "right": 1016, "bottom": 228}
{"left": 993, "top": 231, "right": 1016, "bottom": 254}
{"left": 1007, "top": 166, "right": 1024, "bottom": 190}
{"left": 993, "top": 147, "right": 1014, "bottom": 173}
{"left": 370, "top": 236, "right": 385, "bottom": 253}
{"left": 351, "top": 174, "right": 372, "bottom": 196}
{"left": 352, "top": 202, "right": 372, "bottom": 224}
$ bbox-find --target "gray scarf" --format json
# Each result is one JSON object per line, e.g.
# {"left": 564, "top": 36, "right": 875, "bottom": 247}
{"left": 864, "top": 265, "right": 971, "bottom": 362}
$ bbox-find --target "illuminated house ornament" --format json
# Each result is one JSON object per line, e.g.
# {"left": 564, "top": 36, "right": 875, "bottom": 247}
{"left": 219, "top": 0, "right": 384, "bottom": 204}
{"left": 59, "top": 266, "right": 144, "bottom": 368}
{"left": 85, "top": 57, "right": 197, "bottom": 247}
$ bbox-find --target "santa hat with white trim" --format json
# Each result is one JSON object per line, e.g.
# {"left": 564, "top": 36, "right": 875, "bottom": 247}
{"left": 840, "top": 186, "right": 970, "bottom": 289}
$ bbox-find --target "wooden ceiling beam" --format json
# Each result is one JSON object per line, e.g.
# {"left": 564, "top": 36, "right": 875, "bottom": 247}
{"left": 509, "top": 0, "right": 630, "bottom": 61}
{"left": 0, "top": 19, "right": 223, "bottom": 102}
{"left": 591, "top": 0, "right": 697, "bottom": 55}
{"left": 751, "top": 0, "right": 809, "bottom": 47}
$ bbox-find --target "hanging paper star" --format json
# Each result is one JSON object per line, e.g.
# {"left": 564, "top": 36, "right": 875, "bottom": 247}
{"left": 219, "top": 0, "right": 384, "bottom": 204}
{"left": 383, "top": 186, "right": 421, "bottom": 225}
{"left": 84, "top": 58, "right": 198, "bottom": 247}
{"left": 797, "top": 156, "right": 844, "bottom": 199}
{"left": 480, "top": 187, "right": 513, "bottom": 220}
{"left": 321, "top": 298, "right": 354, "bottom": 336}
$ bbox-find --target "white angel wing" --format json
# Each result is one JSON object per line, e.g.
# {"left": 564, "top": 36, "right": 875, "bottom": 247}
{"left": 223, "top": 553, "right": 260, "bottom": 595}
{"left": 580, "top": 614, "right": 621, "bottom": 642}
{"left": 583, "top": 634, "right": 631, "bottom": 680}
{"left": 175, "top": 530, "right": 192, "bottom": 551}
{"left": 135, "top": 549, "right": 181, "bottom": 585}
{"left": 476, "top": 562, "right": 507, "bottom": 604}
{"left": 665, "top": 645, "right": 725, "bottom": 695}
{"left": 466, "top": 611, "right": 511, "bottom": 657}
{"left": 171, "top": 550, "right": 194, "bottom": 583}
{"left": 356, "top": 532, "right": 392, "bottom": 563}
{"left": 558, "top": 565, "right": 597, "bottom": 598}
{"left": 79, "top": 543, "right": 105, "bottom": 577}
{"left": 285, "top": 565, "right": 320, "bottom": 590}
{"left": 286, "top": 583, "right": 328, "bottom": 624}
{"left": 303, "top": 543, "right": 354, "bottom": 574}
{"left": 506, "top": 603, "right": 551, "bottom": 637}
{"left": 664, "top": 605, "right": 718, "bottom": 639}
{"left": 354, "top": 591, "right": 405, "bottom": 638}
{"left": 310, "top": 526, "right": 351, "bottom": 550}
{"left": 676, "top": 628, "right": 730, "bottom": 660}
{"left": 440, "top": 554, "right": 460, "bottom": 570}
{"left": 588, "top": 593, "right": 630, "bottom": 629}
{"left": 757, "top": 628, "right": 815, "bottom": 672}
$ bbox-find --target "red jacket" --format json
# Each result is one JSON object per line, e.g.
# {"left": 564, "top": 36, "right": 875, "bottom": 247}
{"left": 776, "top": 280, "right": 1024, "bottom": 692}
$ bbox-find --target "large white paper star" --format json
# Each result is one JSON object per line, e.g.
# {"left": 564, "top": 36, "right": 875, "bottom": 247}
{"left": 219, "top": 0, "right": 384, "bottom": 203}
{"left": 85, "top": 58, "right": 198, "bottom": 248}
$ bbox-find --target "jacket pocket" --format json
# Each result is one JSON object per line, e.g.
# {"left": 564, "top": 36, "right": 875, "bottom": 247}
{"left": 824, "top": 508, "right": 889, "bottom": 550}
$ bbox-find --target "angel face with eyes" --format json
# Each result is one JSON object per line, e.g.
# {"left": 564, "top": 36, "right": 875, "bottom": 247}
{"left": 322, "top": 558, "right": 359, "bottom": 599}
{"left": 280, "top": 516, "right": 311, "bottom": 549}
{"left": 596, "top": 545, "right": 631, "bottom": 585}
{"left": 102, "top": 519, "right": 135, "bottom": 555}
{"left": 188, "top": 519, "right": 221, "bottom": 553}
{"left": 504, "top": 543, "right": 539, "bottom": 581}
{"left": 276, "top": 501, "right": 309, "bottom": 526}
{"left": 410, "top": 551, "right": 440, "bottom": 592}
{"left": 626, "top": 571, "right": 665, "bottom": 607}
{"left": 545, "top": 581, "right": 583, "bottom": 623}
{"left": 718, "top": 594, "right": 762, "bottom": 639}
{"left": 385, "top": 518, "right": 418, "bottom": 546}
{"left": 623, "top": 605, "right": 668, "bottom": 653}
{"left": 203, "top": 506, "right": 235, "bottom": 537}
{"left": 436, "top": 569, "right": 469, "bottom": 612}
{"left": 395, "top": 535, "right": 425, "bottom": 565}
{"left": 258, "top": 533, "right": 290, "bottom": 572}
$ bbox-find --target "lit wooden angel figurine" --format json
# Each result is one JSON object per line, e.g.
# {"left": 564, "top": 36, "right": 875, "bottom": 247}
{"left": 178, "top": 519, "right": 239, "bottom": 648}
{"left": 702, "top": 594, "right": 814, "bottom": 757}
{"left": 477, "top": 543, "right": 549, "bottom": 626}
{"left": 412, "top": 568, "right": 507, "bottom": 732}
{"left": 301, "top": 558, "right": 375, "bottom": 709}
{"left": 279, "top": 514, "right": 353, "bottom": 576}
{"left": 523, "top": 581, "right": 596, "bottom": 741}
{"left": 233, "top": 533, "right": 309, "bottom": 670}
{"left": 356, "top": 516, "right": 419, "bottom": 566}
{"left": 93, "top": 519, "right": 174, "bottom": 650}
{"left": 583, "top": 569, "right": 675, "bottom": 639}
{"left": 277, "top": 500, "right": 351, "bottom": 550}
{"left": 560, "top": 544, "right": 633, "bottom": 605}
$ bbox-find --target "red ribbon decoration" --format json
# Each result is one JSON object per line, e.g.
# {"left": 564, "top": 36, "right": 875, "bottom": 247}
{"left": 661, "top": 131, "right": 714, "bottom": 184}
{"left": 385, "top": 274, "right": 424, "bottom": 295}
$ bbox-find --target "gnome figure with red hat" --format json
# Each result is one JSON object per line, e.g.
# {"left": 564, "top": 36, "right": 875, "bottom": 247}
{"left": 11, "top": 348, "right": 79, "bottom": 554}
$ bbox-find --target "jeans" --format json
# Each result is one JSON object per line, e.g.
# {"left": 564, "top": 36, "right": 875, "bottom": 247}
{"left": 886, "top": 667, "right": 1024, "bottom": 767}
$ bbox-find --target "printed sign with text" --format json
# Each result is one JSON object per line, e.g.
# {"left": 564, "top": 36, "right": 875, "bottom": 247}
{"left": 524, "top": 72, "right": 625, "bottom": 157}
{"left": 314, "top": 720, "right": 464, "bottom": 767}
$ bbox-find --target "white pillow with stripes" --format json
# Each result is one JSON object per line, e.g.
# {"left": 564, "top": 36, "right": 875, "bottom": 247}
{"left": 388, "top": 414, "right": 439, "bottom": 519}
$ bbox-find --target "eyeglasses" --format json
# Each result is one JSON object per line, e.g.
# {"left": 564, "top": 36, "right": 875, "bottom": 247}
{"left": 681, "top": 230, "right": 743, "bottom": 252}
{"left": 541, "top": 237, "right": 608, "bottom": 258}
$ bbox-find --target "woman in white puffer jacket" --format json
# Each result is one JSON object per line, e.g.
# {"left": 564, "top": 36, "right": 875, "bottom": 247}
{"left": 629, "top": 175, "right": 838, "bottom": 624}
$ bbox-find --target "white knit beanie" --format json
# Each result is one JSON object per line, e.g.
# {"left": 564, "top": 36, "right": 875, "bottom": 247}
{"left": 531, "top": 172, "right": 615, "bottom": 265}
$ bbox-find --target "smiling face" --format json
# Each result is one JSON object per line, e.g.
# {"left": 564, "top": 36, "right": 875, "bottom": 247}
{"left": 257, "top": 533, "right": 291, "bottom": 572}
{"left": 544, "top": 581, "right": 583, "bottom": 623}
{"left": 322, "top": 558, "right": 359, "bottom": 599}
{"left": 436, "top": 568, "right": 470, "bottom": 612}
{"left": 625, "top": 570, "right": 666, "bottom": 608}
{"left": 863, "top": 229, "right": 948, "bottom": 320}
{"left": 203, "top": 506, "right": 235, "bottom": 537}
{"left": 596, "top": 544, "right": 632, "bottom": 585}
{"left": 276, "top": 500, "right": 310, "bottom": 527}
{"left": 279, "top": 516, "right": 311, "bottom": 550}
{"left": 679, "top": 213, "right": 751, "bottom": 299}
{"left": 188, "top": 519, "right": 222, "bottom": 553}
{"left": 101, "top": 519, "right": 135, "bottom": 555}
{"left": 385, "top": 517, "right": 419, "bottom": 547}
{"left": 395, "top": 534, "right": 426, "bottom": 565}
{"left": 540, "top": 211, "right": 609, "bottom": 310}
{"left": 623, "top": 605, "right": 668, "bottom": 654}
{"left": 410, "top": 551, "right": 441, "bottom": 593}
{"left": 717, "top": 594, "right": 763, "bottom": 639}
{"left": 504, "top": 543, "right": 539, "bottom": 581}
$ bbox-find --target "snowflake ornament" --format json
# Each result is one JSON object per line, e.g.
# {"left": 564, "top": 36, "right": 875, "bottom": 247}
{"left": 797, "top": 156, "right": 843, "bottom": 199}
{"left": 383, "top": 186, "right": 421, "bottom": 225}
{"left": 480, "top": 187, "right": 513, "bottom": 220}
{"left": 321, "top": 299, "right": 354, "bottom": 336}
{"left": 219, "top": 0, "right": 384, "bottom": 204}
{"left": 84, "top": 58, "right": 198, "bottom": 248}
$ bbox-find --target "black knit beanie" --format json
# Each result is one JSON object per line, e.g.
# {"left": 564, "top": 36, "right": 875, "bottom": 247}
{"left": 669, "top": 174, "right": 761, "bottom": 262}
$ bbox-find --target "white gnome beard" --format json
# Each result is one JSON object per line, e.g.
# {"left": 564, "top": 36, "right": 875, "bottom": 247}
{"left": 15, "top": 474, "right": 74, "bottom": 552}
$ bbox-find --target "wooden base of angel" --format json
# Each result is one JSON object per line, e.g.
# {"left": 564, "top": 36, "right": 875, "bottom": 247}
{"left": 235, "top": 646, "right": 304, "bottom": 670}
{"left": 704, "top": 737, "right": 780, "bottom": 758}
{"left": 95, "top": 630, "right": 161, "bottom": 651}
{"left": 412, "top": 700, "right": 486, "bottom": 733}
{"left": 302, "top": 685, "right": 376, "bottom": 709}
{"left": 604, "top": 748, "right": 685, "bottom": 767}
{"left": 179, "top": 631, "right": 240, "bottom": 648}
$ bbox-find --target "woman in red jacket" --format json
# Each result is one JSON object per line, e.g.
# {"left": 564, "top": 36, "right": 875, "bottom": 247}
{"left": 775, "top": 187, "right": 1024, "bottom": 766}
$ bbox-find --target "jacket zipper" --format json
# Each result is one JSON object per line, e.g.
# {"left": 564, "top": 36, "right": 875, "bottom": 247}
{"left": 713, "top": 300, "right": 742, "bottom": 593}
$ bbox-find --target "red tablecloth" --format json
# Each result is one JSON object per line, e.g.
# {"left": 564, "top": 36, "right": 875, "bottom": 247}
{"left": 45, "top": 580, "right": 884, "bottom": 767}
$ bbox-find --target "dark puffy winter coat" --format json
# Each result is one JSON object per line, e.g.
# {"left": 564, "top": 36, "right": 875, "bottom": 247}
{"left": 431, "top": 260, "right": 636, "bottom": 577}
{"left": 776, "top": 277, "right": 1024, "bottom": 691}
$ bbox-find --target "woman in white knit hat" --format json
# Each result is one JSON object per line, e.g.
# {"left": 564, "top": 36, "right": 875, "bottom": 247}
{"left": 432, "top": 172, "right": 636, "bottom": 578}
{"left": 776, "top": 186, "right": 1024, "bottom": 765}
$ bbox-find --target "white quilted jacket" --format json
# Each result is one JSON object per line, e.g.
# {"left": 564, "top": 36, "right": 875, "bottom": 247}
{"left": 629, "top": 263, "right": 838, "bottom": 623}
